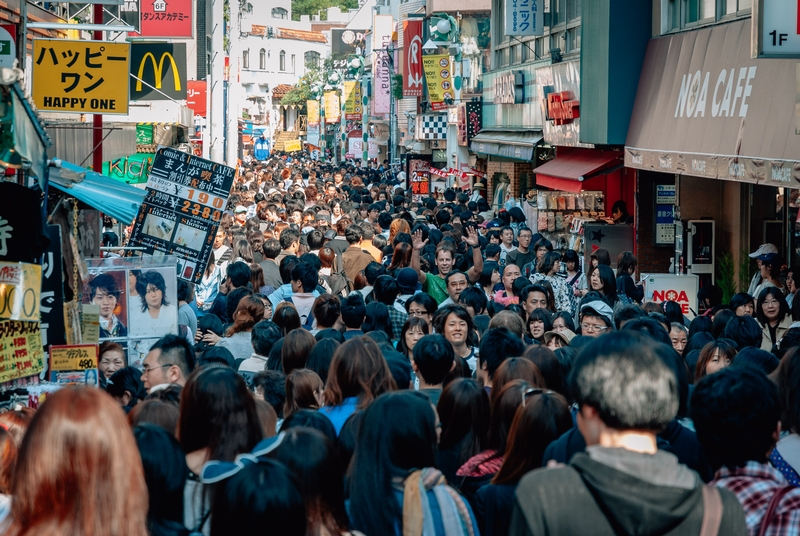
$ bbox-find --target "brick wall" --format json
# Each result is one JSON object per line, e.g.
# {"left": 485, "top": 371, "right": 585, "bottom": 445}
{"left": 637, "top": 170, "right": 673, "bottom": 275}
{"left": 486, "top": 159, "right": 534, "bottom": 204}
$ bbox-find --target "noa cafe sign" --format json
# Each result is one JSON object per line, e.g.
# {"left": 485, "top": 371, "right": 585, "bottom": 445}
{"left": 674, "top": 66, "right": 757, "bottom": 119}
{"left": 494, "top": 71, "right": 525, "bottom": 105}
{"left": 644, "top": 274, "right": 699, "bottom": 319}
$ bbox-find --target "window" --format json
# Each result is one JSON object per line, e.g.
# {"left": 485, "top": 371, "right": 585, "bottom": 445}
{"left": 272, "top": 7, "right": 288, "bottom": 19}
{"left": 304, "top": 51, "right": 320, "bottom": 69}
{"left": 243, "top": 49, "right": 249, "bottom": 69}
{"left": 291, "top": 54, "right": 295, "bottom": 74}
{"left": 259, "top": 49, "right": 266, "bottom": 70}
{"left": 663, "top": 0, "right": 750, "bottom": 33}
{"left": 279, "top": 50, "right": 285, "bottom": 71}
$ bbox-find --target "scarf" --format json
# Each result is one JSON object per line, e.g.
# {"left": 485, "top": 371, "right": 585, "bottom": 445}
{"left": 402, "top": 468, "right": 475, "bottom": 536}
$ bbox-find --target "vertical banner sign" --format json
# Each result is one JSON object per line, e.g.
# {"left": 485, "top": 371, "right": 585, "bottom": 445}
{"left": 126, "top": 148, "right": 236, "bottom": 283}
{"left": 655, "top": 184, "right": 676, "bottom": 246}
{"left": 407, "top": 155, "right": 432, "bottom": 201}
{"left": 403, "top": 19, "right": 423, "bottom": 97}
{"left": 32, "top": 39, "right": 130, "bottom": 114}
{"left": 40, "top": 225, "right": 66, "bottom": 350}
{"left": 422, "top": 54, "right": 454, "bottom": 111}
{"left": 372, "top": 14, "right": 393, "bottom": 116}
{"left": 0, "top": 320, "right": 44, "bottom": 383}
{"left": 0, "top": 24, "right": 16, "bottom": 69}
{"left": 133, "top": 0, "right": 193, "bottom": 38}
{"left": 505, "top": 0, "right": 544, "bottom": 36}
{"left": 324, "top": 92, "right": 341, "bottom": 123}
{"left": 343, "top": 81, "right": 362, "bottom": 120}
{"left": 187, "top": 80, "right": 207, "bottom": 117}
{"left": 307, "top": 100, "right": 320, "bottom": 125}
{"left": 129, "top": 43, "right": 187, "bottom": 100}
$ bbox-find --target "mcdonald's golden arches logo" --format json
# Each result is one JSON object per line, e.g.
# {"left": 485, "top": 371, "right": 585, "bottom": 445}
{"left": 129, "top": 43, "right": 187, "bottom": 101}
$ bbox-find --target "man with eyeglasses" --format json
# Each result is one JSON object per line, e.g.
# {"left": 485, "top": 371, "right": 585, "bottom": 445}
{"left": 579, "top": 301, "right": 614, "bottom": 338}
{"left": 140, "top": 334, "right": 195, "bottom": 393}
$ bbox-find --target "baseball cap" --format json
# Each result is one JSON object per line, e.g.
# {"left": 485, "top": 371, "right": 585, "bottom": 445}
{"left": 749, "top": 243, "right": 778, "bottom": 258}
{"left": 757, "top": 252, "right": 782, "bottom": 266}
{"left": 324, "top": 229, "right": 336, "bottom": 240}
{"left": 396, "top": 267, "right": 422, "bottom": 293}
{"left": 543, "top": 329, "right": 576, "bottom": 347}
{"left": 580, "top": 300, "right": 614, "bottom": 326}
{"left": 234, "top": 205, "right": 247, "bottom": 214}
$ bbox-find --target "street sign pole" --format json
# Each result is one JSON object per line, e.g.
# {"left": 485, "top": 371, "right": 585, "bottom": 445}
{"left": 92, "top": 3, "right": 103, "bottom": 173}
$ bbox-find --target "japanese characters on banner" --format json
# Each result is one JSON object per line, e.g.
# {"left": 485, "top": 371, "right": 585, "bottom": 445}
{"left": 187, "top": 81, "right": 207, "bottom": 117}
{"left": 126, "top": 148, "right": 236, "bottom": 283}
{"left": 403, "top": 19, "right": 423, "bottom": 97}
{"left": 0, "top": 320, "right": 44, "bottom": 384}
{"left": 343, "top": 81, "right": 363, "bottom": 120}
{"left": 133, "top": 0, "right": 193, "bottom": 38}
{"left": 505, "top": 0, "right": 544, "bottom": 36}
{"left": 407, "top": 155, "right": 432, "bottom": 201}
{"left": 32, "top": 40, "right": 130, "bottom": 114}
{"left": 372, "top": 14, "right": 393, "bottom": 116}
{"left": 50, "top": 344, "right": 99, "bottom": 386}
{"left": 307, "top": 100, "right": 320, "bottom": 125}
{"left": 429, "top": 167, "right": 487, "bottom": 181}
{"left": 422, "top": 54, "right": 454, "bottom": 111}
{"left": 0, "top": 262, "right": 41, "bottom": 322}
{"left": 41, "top": 225, "right": 66, "bottom": 349}
{"left": 457, "top": 101, "right": 482, "bottom": 146}
{"left": 324, "top": 92, "right": 341, "bottom": 123}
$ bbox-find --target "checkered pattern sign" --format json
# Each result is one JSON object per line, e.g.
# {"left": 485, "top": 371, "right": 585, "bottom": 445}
{"left": 416, "top": 113, "right": 448, "bottom": 140}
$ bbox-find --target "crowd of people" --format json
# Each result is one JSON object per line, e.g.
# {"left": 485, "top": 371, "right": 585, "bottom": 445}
{"left": 8, "top": 154, "right": 800, "bottom": 535}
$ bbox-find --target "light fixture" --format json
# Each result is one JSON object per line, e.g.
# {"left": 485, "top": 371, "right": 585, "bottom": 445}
{"left": 350, "top": 57, "right": 360, "bottom": 69}
{"left": 436, "top": 18, "right": 451, "bottom": 34}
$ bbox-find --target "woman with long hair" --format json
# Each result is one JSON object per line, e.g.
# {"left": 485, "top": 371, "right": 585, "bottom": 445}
{"left": 436, "top": 379, "right": 491, "bottom": 485}
{"left": 694, "top": 340, "right": 738, "bottom": 382}
{"left": 757, "top": 286, "right": 792, "bottom": 351}
{"left": 231, "top": 239, "right": 254, "bottom": 264}
{"left": 284, "top": 369, "right": 325, "bottom": 419}
{"left": 272, "top": 303, "right": 302, "bottom": 335}
{"left": 616, "top": 251, "right": 644, "bottom": 304}
{"left": 362, "top": 302, "right": 394, "bottom": 341}
{"left": 587, "top": 247, "right": 611, "bottom": 283}
{"left": 180, "top": 365, "right": 263, "bottom": 533}
{"left": 318, "top": 247, "right": 336, "bottom": 277}
{"left": 281, "top": 328, "right": 316, "bottom": 375}
{"left": 386, "top": 242, "right": 413, "bottom": 277}
{"left": 388, "top": 219, "right": 411, "bottom": 247}
{"left": 474, "top": 390, "right": 573, "bottom": 536}
{"left": 589, "top": 264, "right": 618, "bottom": 309}
{"left": 563, "top": 249, "right": 587, "bottom": 299}
{"left": 216, "top": 296, "right": 265, "bottom": 361}
{"left": 320, "top": 338, "right": 397, "bottom": 434}
{"left": 530, "top": 251, "right": 576, "bottom": 316}
{"left": 249, "top": 263, "right": 272, "bottom": 295}
{"left": 349, "top": 391, "right": 478, "bottom": 535}
{"left": 526, "top": 308, "right": 553, "bottom": 344}
{"left": 478, "top": 261, "right": 501, "bottom": 301}
{"left": 396, "top": 316, "right": 429, "bottom": 360}
{"left": 6, "top": 387, "right": 149, "bottom": 536}
{"left": 490, "top": 358, "right": 546, "bottom": 406}
{"left": 523, "top": 346, "right": 568, "bottom": 397}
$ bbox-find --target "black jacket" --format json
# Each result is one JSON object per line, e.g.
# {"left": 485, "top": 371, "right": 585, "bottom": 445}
{"left": 510, "top": 448, "right": 747, "bottom": 536}
{"left": 473, "top": 483, "right": 516, "bottom": 536}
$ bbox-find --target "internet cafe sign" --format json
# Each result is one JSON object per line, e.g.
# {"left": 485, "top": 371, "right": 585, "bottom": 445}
{"left": 493, "top": 71, "right": 524, "bottom": 104}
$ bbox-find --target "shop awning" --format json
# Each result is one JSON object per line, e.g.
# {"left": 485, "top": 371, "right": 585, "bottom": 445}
{"left": 534, "top": 149, "right": 623, "bottom": 192}
{"left": 470, "top": 129, "right": 542, "bottom": 161}
{"left": 48, "top": 160, "right": 145, "bottom": 225}
{"left": 625, "top": 19, "right": 800, "bottom": 187}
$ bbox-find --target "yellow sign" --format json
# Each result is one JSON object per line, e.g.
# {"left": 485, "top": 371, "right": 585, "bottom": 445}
{"left": 0, "top": 320, "right": 44, "bottom": 383}
{"left": 0, "top": 262, "right": 42, "bottom": 322}
{"left": 50, "top": 344, "right": 98, "bottom": 372}
{"left": 284, "top": 139, "right": 302, "bottom": 152}
{"left": 137, "top": 52, "right": 181, "bottom": 92}
{"left": 344, "top": 81, "right": 363, "bottom": 119}
{"left": 324, "top": 91, "right": 340, "bottom": 123}
{"left": 32, "top": 39, "right": 130, "bottom": 114}
{"left": 307, "top": 100, "right": 319, "bottom": 124}
{"left": 422, "top": 54, "right": 454, "bottom": 110}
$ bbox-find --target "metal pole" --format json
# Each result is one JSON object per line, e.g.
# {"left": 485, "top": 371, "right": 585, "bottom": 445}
{"left": 16, "top": 0, "right": 26, "bottom": 71}
{"left": 340, "top": 79, "right": 346, "bottom": 165}
{"left": 320, "top": 91, "right": 325, "bottom": 160}
{"left": 92, "top": 3, "right": 103, "bottom": 173}
{"left": 209, "top": 0, "right": 225, "bottom": 163}
{"left": 361, "top": 73, "right": 368, "bottom": 168}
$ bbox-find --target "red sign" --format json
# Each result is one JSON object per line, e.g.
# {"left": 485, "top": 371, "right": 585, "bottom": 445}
{"left": 187, "top": 80, "right": 207, "bottom": 117}
{"left": 546, "top": 91, "right": 580, "bottom": 125}
{"left": 403, "top": 19, "right": 423, "bottom": 97}
{"left": 652, "top": 289, "right": 691, "bottom": 314}
{"left": 133, "top": 0, "right": 193, "bottom": 38}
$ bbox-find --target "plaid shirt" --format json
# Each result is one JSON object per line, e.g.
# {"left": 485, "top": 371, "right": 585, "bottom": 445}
{"left": 714, "top": 461, "right": 800, "bottom": 536}
{"left": 388, "top": 307, "right": 408, "bottom": 341}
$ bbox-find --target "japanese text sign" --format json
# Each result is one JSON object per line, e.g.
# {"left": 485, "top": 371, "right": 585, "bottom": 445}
{"left": 403, "top": 19, "right": 423, "bottom": 97}
{"left": 422, "top": 54, "right": 454, "bottom": 111}
{"left": 343, "top": 81, "right": 362, "bottom": 120}
{"left": 133, "top": 0, "right": 193, "bottom": 38}
{"left": 307, "top": 100, "right": 320, "bottom": 125}
{"left": 187, "top": 80, "right": 207, "bottom": 117}
{"left": 130, "top": 42, "right": 187, "bottom": 101}
{"left": 33, "top": 39, "right": 130, "bottom": 114}
{"left": 284, "top": 140, "right": 301, "bottom": 152}
{"left": 0, "top": 262, "right": 41, "bottom": 322}
{"left": 0, "top": 320, "right": 44, "bottom": 384}
{"left": 505, "top": 0, "right": 544, "bottom": 36}
{"left": 127, "top": 148, "right": 236, "bottom": 283}
{"left": 50, "top": 344, "right": 98, "bottom": 372}
{"left": 324, "top": 91, "right": 340, "bottom": 123}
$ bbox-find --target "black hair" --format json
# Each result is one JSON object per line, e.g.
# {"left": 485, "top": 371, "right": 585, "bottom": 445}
{"left": 412, "top": 334, "right": 455, "bottom": 385}
{"left": 150, "top": 334, "right": 195, "bottom": 377}
{"left": 688, "top": 315, "right": 713, "bottom": 339}
{"left": 262, "top": 239, "right": 281, "bottom": 259}
{"left": 251, "top": 320, "right": 283, "bottom": 357}
{"left": 756, "top": 286, "right": 790, "bottom": 326}
{"left": 225, "top": 287, "right": 253, "bottom": 325}
{"left": 279, "top": 228, "right": 301, "bottom": 250}
{"left": 691, "top": 366, "right": 780, "bottom": 470}
{"left": 197, "top": 346, "right": 235, "bottom": 369}
{"left": 405, "top": 292, "right": 437, "bottom": 316}
{"left": 225, "top": 262, "right": 252, "bottom": 289}
{"left": 299, "top": 253, "right": 322, "bottom": 272}
{"left": 552, "top": 311, "right": 576, "bottom": 332}
{"left": 721, "top": 315, "right": 763, "bottom": 349}
{"left": 136, "top": 270, "right": 170, "bottom": 312}
{"left": 364, "top": 262, "right": 386, "bottom": 286}
{"left": 458, "top": 287, "right": 488, "bottom": 316}
{"left": 106, "top": 367, "right": 146, "bottom": 406}
{"left": 210, "top": 459, "right": 306, "bottom": 536}
{"left": 291, "top": 262, "right": 318, "bottom": 293}
{"left": 562, "top": 249, "right": 581, "bottom": 268}
{"left": 280, "top": 409, "right": 338, "bottom": 444}
{"left": 614, "top": 304, "right": 646, "bottom": 330}
{"left": 362, "top": 302, "right": 394, "bottom": 340}
{"left": 340, "top": 293, "right": 367, "bottom": 329}
{"left": 89, "top": 273, "right": 120, "bottom": 300}
{"left": 662, "top": 301, "right": 684, "bottom": 325}
{"left": 314, "top": 328, "right": 345, "bottom": 343}
{"left": 570, "top": 332, "right": 678, "bottom": 431}
{"left": 307, "top": 230, "right": 325, "bottom": 251}
{"left": 306, "top": 339, "right": 340, "bottom": 385}
{"left": 536, "top": 251, "right": 562, "bottom": 275}
{"left": 733, "top": 347, "right": 780, "bottom": 376}
{"left": 527, "top": 308, "right": 553, "bottom": 341}
{"left": 532, "top": 238, "right": 553, "bottom": 254}
{"left": 592, "top": 265, "right": 618, "bottom": 305}
{"left": 484, "top": 243, "right": 501, "bottom": 260}
{"left": 711, "top": 309, "right": 735, "bottom": 339}
{"left": 372, "top": 275, "right": 399, "bottom": 305}
{"left": 479, "top": 328, "right": 525, "bottom": 379}
{"left": 697, "top": 284, "right": 723, "bottom": 309}
{"left": 621, "top": 316, "right": 672, "bottom": 346}
{"left": 729, "top": 292, "right": 754, "bottom": 313}
{"left": 280, "top": 256, "right": 301, "bottom": 285}
{"left": 252, "top": 370, "right": 286, "bottom": 418}
{"left": 479, "top": 261, "right": 500, "bottom": 289}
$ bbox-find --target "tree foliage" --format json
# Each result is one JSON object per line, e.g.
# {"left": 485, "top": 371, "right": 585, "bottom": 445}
{"left": 292, "top": 0, "right": 359, "bottom": 20}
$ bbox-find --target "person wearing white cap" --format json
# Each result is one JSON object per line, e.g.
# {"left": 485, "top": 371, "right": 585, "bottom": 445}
{"left": 579, "top": 301, "right": 614, "bottom": 338}
{"left": 747, "top": 243, "right": 778, "bottom": 296}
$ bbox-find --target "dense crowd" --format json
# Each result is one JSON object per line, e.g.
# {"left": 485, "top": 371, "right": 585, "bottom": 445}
{"left": 5, "top": 153, "right": 800, "bottom": 535}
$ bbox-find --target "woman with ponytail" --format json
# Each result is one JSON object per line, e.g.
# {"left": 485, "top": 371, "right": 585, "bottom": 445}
{"left": 216, "top": 295, "right": 265, "bottom": 361}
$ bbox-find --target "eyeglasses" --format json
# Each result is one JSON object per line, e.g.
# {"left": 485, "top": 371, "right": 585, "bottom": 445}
{"left": 408, "top": 310, "right": 429, "bottom": 317}
{"left": 580, "top": 323, "right": 609, "bottom": 333}
{"left": 142, "top": 364, "right": 172, "bottom": 375}
{"left": 522, "top": 388, "right": 555, "bottom": 407}
{"left": 763, "top": 300, "right": 780, "bottom": 306}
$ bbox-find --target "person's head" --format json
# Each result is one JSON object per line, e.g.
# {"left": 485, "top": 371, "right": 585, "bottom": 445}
{"left": 694, "top": 340, "right": 737, "bottom": 380}
{"left": 490, "top": 358, "right": 546, "bottom": 403}
{"left": 8, "top": 388, "right": 148, "bottom": 535}
{"left": 432, "top": 305, "right": 474, "bottom": 349}
{"left": 661, "top": 301, "right": 683, "bottom": 325}
{"left": 533, "top": 238, "right": 552, "bottom": 261}
{"left": 281, "top": 328, "right": 316, "bottom": 375}
{"left": 434, "top": 244, "right": 456, "bottom": 276}
{"left": 98, "top": 341, "right": 126, "bottom": 379}
{"left": 458, "top": 287, "right": 488, "bottom": 317}
{"left": 262, "top": 238, "right": 281, "bottom": 260}
{"left": 570, "top": 332, "right": 678, "bottom": 442}
{"left": 309, "top": 295, "right": 338, "bottom": 330}
{"left": 551, "top": 311, "right": 576, "bottom": 333}
{"left": 758, "top": 252, "right": 782, "bottom": 281}
{"left": 348, "top": 391, "right": 440, "bottom": 535}
{"left": 688, "top": 315, "right": 713, "bottom": 339}
{"left": 691, "top": 366, "right": 780, "bottom": 471}
{"left": 226, "top": 295, "right": 265, "bottom": 338}
{"left": 88, "top": 273, "right": 120, "bottom": 320}
{"left": 709, "top": 309, "right": 734, "bottom": 340}
{"left": 210, "top": 459, "right": 306, "bottom": 536}
{"left": 589, "top": 265, "right": 617, "bottom": 302}
{"left": 136, "top": 270, "right": 169, "bottom": 313}
{"left": 520, "top": 285, "right": 549, "bottom": 316}
{"left": 252, "top": 370, "right": 286, "bottom": 418}
{"left": 757, "top": 286, "right": 790, "bottom": 326}
{"left": 579, "top": 301, "right": 614, "bottom": 337}
{"left": 669, "top": 323, "right": 688, "bottom": 355}
{"left": 142, "top": 335, "right": 194, "bottom": 391}
{"left": 527, "top": 308, "right": 553, "bottom": 341}
{"left": 616, "top": 251, "right": 638, "bottom": 277}
{"left": 611, "top": 200, "right": 629, "bottom": 222}
{"left": 487, "top": 380, "right": 530, "bottom": 455}
{"left": 438, "top": 378, "right": 490, "bottom": 462}
{"left": 280, "top": 228, "right": 301, "bottom": 252}
{"left": 721, "top": 315, "right": 763, "bottom": 349}
{"left": 492, "top": 389, "right": 572, "bottom": 485}
{"left": 284, "top": 369, "right": 325, "bottom": 419}
{"left": 290, "top": 262, "right": 318, "bottom": 294}
{"left": 372, "top": 275, "right": 399, "bottom": 306}
{"left": 396, "top": 316, "right": 429, "bottom": 359}
{"left": 444, "top": 270, "right": 469, "bottom": 303}
{"left": 411, "top": 334, "right": 455, "bottom": 387}
{"left": 727, "top": 292, "right": 754, "bottom": 317}
{"left": 106, "top": 367, "right": 146, "bottom": 408}
{"left": 501, "top": 263, "right": 522, "bottom": 291}
{"left": 272, "top": 303, "right": 302, "bottom": 335}
{"left": 362, "top": 302, "right": 394, "bottom": 340}
{"left": 537, "top": 251, "right": 562, "bottom": 276}
{"left": 340, "top": 293, "right": 367, "bottom": 329}
{"left": 0, "top": 407, "right": 35, "bottom": 448}
{"left": 179, "top": 365, "right": 263, "bottom": 462}
{"left": 250, "top": 320, "right": 282, "bottom": 357}
{"left": 405, "top": 292, "right": 437, "bottom": 327}
{"left": 306, "top": 338, "right": 340, "bottom": 385}
{"left": 477, "top": 327, "right": 525, "bottom": 385}
{"left": 324, "top": 338, "right": 397, "bottom": 409}
{"left": 226, "top": 261, "right": 253, "bottom": 289}
{"left": 128, "top": 399, "right": 180, "bottom": 435}
{"left": 132, "top": 423, "right": 188, "bottom": 528}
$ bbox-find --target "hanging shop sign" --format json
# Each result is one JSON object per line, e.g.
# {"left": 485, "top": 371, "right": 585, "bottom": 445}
{"left": 373, "top": 51, "right": 392, "bottom": 116}
{"left": 457, "top": 101, "right": 483, "bottom": 146}
{"left": 133, "top": 0, "right": 192, "bottom": 39}
{"left": 127, "top": 148, "right": 236, "bottom": 283}
{"left": 104, "top": 153, "right": 155, "bottom": 185}
{"left": 32, "top": 39, "right": 130, "bottom": 114}
{"left": 50, "top": 344, "right": 99, "bottom": 386}
{"left": 644, "top": 274, "right": 699, "bottom": 319}
{"left": 343, "top": 81, "right": 363, "bottom": 120}
{"left": 284, "top": 140, "right": 302, "bottom": 152}
{"left": 0, "top": 262, "right": 41, "bottom": 322}
{"left": 0, "top": 320, "right": 44, "bottom": 384}
{"left": 505, "top": 0, "right": 544, "bottom": 36}
{"left": 130, "top": 42, "right": 187, "bottom": 101}
{"left": 324, "top": 92, "right": 341, "bottom": 123}
{"left": 407, "top": 154, "right": 433, "bottom": 201}
{"left": 536, "top": 60, "right": 591, "bottom": 148}
{"left": 403, "top": 19, "right": 423, "bottom": 97}
{"left": 655, "top": 184, "right": 676, "bottom": 246}
{"left": 759, "top": 0, "right": 800, "bottom": 56}
{"left": 187, "top": 80, "right": 207, "bottom": 117}
{"left": 41, "top": 225, "right": 66, "bottom": 349}
{"left": 347, "top": 138, "right": 378, "bottom": 159}
{"left": 307, "top": 100, "right": 320, "bottom": 125}
{"left": 422, "top": 54, "right": 454, "bottom": 111}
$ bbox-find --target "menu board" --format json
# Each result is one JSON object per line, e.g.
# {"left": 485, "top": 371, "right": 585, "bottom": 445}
{"left": 127, "top": 147, "right": 235, "bottom": 282}
{"left": 0, "top": 320, "right": 44, "bottom": 384}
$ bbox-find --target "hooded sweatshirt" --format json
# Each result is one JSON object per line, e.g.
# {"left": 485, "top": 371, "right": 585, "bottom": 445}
{"left": 509, "top": 447, "right": 747, "bottom": 536}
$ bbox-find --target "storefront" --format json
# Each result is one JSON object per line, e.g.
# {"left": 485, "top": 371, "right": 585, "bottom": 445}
{"left": 625, "top": 19, "right": 800, "bottom": 278}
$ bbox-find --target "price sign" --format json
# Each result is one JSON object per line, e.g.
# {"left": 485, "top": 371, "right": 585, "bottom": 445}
{"left": 50, "top": 344, "right": 98, "bottom": 372}
{"left": 0, "top": 320, "right": 44, "bottom": 383}
{"left": 0, "top": 262, "right": 42, "bottom": 322}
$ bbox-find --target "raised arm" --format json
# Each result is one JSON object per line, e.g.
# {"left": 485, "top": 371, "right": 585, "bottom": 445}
{"left": 411, "top": 229, "right": 429, "bottom": 284}
{"left": 465, "top": 227, "right": 484, "bottom": 283}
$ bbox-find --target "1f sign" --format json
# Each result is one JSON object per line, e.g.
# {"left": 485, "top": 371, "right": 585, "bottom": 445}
{"left": 760, "top": 0, "right": 800, "bottom": 55}
{"left": 505, "top": 0, "right": 543, "bottom": 36}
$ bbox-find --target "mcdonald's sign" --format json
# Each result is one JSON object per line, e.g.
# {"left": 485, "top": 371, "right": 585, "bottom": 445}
{"left": 129, "top": 43, "right": 186, "bottom": 101}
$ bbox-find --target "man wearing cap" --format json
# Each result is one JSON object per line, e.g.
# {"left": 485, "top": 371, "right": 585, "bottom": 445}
{"left": 748, "top": 243, "right": 778, "bottom": 296}
{"left": 234, "top": 205, "right": 248, "bottom": 225}
{"left": 579, "top": 301, "right": 614, "bottom": 338}
{"left": 753, "top": 252, "right": 785, "bottom": 299}
{"left": 395, "top": 267, "right": 421, "bottom": 314}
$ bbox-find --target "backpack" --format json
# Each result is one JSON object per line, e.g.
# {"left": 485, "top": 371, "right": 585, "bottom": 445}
{"left": 284, "top": 297, "right": 315, "bottom": 330}
{"left": 616, "top": 276, "right": 634, "bottom": 306}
